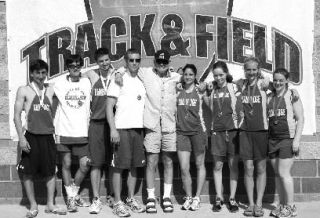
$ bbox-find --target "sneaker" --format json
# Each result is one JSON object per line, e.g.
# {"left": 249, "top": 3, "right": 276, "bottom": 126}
{"left": 270, "top": 204, "right": 282, "bottom": 217}
{"left": 106, "top": 194, "right": 115, "bottom": 208}
{"left": 113, "top": 201, "right": 131, "bottom": 217}
{"left": 66, "top": 197, "right": 78, "bottom": 212}
{"left": 74, "top": 195, "right": 90, "bottom": 207}
{"left": 190, "top": 197, "right": 200, "bottom": 211}
{"left": 212, "top": 197, "right": 224, "bottom": 212}
{"left": 126, "top": 197, "right": 145, "bottom": 213}
{"left": 146, "top": 198, "right": 157, "bottom": 214}
{"left": 88, "top": 197, "right": 102, "bottom": 214}
{"left": 181, "top": 196, "right": 193, "bottom": 210}
{"left": 243, "top": 205, "right": 254, "bottom": 216}
{"left": 227, "top": 198, "right": 239, "bottom": 213}
{"left": 278, "top": 205, "right": 297, "bottom": 218}
{"left": 162, "top": 197, "right": 174, "bottom": 213}
{"left": 253, "top": 205, "right": 264, "bottom": 217}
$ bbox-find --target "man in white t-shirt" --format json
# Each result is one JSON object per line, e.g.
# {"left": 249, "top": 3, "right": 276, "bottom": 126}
{"left": 106, "top": 48, "right": 146, "bottom": 217}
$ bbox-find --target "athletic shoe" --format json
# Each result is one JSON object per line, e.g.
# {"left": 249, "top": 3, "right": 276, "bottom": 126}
{"left": 181, "top": 196, "right": 193, "bottom": 210}
{"left": 277, "top": 205, "right": 297, "bottom": 218}
{"left": 88, "top": 197, "right": 102, "bottom": 214}
{"left": 190, "top": 197, "right": 201, "bottom": 211}
{"left": 66, "top": 197, "right": 78, "bottom": 212}
{"left": 227, "top": 198, "right": 239, "bottom": 213}
{"left": 113, "top": 201, "right": 131, "bottom": 217}
{"left": 270, "top": 204, "right": 282, "bottom": 217}
{"left": 243, "top": 205, "right": 254, "bottom": 216}
{"left": 253, "top": 205, "right": 264, "bottom": 217}
{"left": 146, "top": 198, "right": 157, "bottom": 213}
{"left": 126, "top": 197, "right": 145, "bottom": 213}
{"left": 212, "top": 197, "right": 223, "bottom": 212}
{"left": 74, "top": 195, "right": 90, "bottom": 207}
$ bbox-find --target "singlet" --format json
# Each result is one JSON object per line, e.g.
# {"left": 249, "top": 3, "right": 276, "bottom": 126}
{"left": 176, "top": 88, "right": 206, "bottom": 135}
{"left": 90, "top": 69, "right": 112, "bottom": 120}
{"left": 240, "top": 79, "right": 268, "bottom": 131}
{"left": 267, "top": 89, "right": 296, "bottom": 139}
{"left": 53, "top": 76, "right": 91, "bottom": 137}
{"left": 25, "top": 86, "right": 54, "bottom": 135}
{"left": 210, "top": 83, "right": 242, "bottom": 131}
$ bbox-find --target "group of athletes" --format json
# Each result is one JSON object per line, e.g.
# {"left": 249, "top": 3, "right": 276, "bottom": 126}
{"left": 13, "top": 47, "right": 304, "bottom": 218}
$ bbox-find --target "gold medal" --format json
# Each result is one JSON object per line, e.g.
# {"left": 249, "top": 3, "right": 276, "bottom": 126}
{"left": 137, "top": 95, "right": 141, "bottom": 100}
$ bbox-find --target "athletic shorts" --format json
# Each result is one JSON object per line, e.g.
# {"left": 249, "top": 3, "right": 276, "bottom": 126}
{"left": 177, "top": 131, "right": 207, "bottom": 154}
{"left": 111, "top": 129, "right": 146, "bottom": 169}
{"left": 211, "top": 130, "right": 239, "bottom": 160}
{"left": 56, "top": 143, "right": 88, "bottom": 158}
{"left": 239, "top": 131, "right": 268, "bottom": 160}
{"left": 268, "top": 138, "right": 294, "bottom": 159}
{"left": 144, "top": 122, "right": 176, "bottom": 153}
{"left": 87, "top": 120, "right": 111, "bottom": 167}
{"left": 17, "top": 131, "right": 56, "bottom": 177}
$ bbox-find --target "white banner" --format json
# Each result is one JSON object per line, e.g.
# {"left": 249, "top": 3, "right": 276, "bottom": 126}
{"left": 7, "top": 0, "right": 315, "bottom": 138}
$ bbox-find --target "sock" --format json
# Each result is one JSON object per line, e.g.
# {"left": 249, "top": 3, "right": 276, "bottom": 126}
{"left": 65, "top": 185, "right": 74, "bottom": 198}
{"left": 147, "top": 188, "right": 155, "bottom": 199}
{"left": 163, "top": 183, "right": 172, "bottom": 199}
{"left": 72, "top": 183, "right": 80, "bottom": 197}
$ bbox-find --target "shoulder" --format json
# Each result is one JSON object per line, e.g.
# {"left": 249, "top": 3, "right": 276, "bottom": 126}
{"left": 16, "top": 85, "right": 29, "bottom": 96}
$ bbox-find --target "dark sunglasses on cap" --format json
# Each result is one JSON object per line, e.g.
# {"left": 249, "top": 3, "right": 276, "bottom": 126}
{"left": 128, "top": 58, "right": 141, "bottom": 63}
{"left": 156, "top": 59, "right": 169, "bottom": 65}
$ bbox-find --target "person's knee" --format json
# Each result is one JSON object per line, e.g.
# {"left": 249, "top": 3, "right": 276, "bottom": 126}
{"left": 62, "top": 156, "right": 72, "bottom": 169}
{"left": 147, "top": 155, "right": 159, "bottom": 169}
{"left": 79, "top": 157, "right": 89, "bottom": 173}
{"left": 244, "top": 163, "right": 254, "bottom": 177}
{"left": 256, "top": 163, "right": 266, "bottom": 176}
{"left": 214, "top": 162, "right": 223, "bottom": 171}
{"left": 180, "top": 164, "right": 190, "bottom": 175}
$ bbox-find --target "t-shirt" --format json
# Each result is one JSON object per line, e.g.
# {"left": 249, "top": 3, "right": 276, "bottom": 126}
{"left": 107, "top": 70, "right": 146, "bottom": 129}
{"left": 53, "top": 76, "right": 91, "bottom": 137}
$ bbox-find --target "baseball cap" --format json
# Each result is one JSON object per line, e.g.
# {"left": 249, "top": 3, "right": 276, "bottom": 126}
{"left": 154, "top": 49, "right": 170, "bottom": 65}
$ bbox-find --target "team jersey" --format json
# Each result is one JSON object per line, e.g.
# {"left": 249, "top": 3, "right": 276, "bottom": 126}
{"left": 210, "top": 83, "right": 242, "bottom": 131}
{"left": 240, "top": 79, "right": 268, "bottom": 131}
{"left": 267, "top": 89, "right": 296, "bottom": 139}
{"left": 25, "top": 86, "right": 54, "bottom": 135}
{"left": 176, "top": 87, "right": 206, "bottom": 135}
{"left": 53, "top": 75, "right": 91, "bottom": 137}
{"left": 90, "top": 69, "right": 112, "bottom": 120}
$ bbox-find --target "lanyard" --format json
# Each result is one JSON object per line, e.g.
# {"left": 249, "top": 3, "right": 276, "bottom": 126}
{"left": 99, "top": 71, "right": 110, "bottom": 91}
{"left": 272, "top": 90, "right": 286, "bottom": 120}
{"left": 214, "top": 86, "right": 228, "bottom": 115}
{"left": 31, "top": 82, "right": 45, "bottom": 106}
{"left": 247, "top": 82, "right": 257, "bottom": 109}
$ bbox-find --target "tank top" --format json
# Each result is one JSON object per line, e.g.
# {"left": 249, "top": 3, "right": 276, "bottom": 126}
{"left": 267, "top": 89, "right": 296, "bottom": 139}
{"left": 176, "top": 87, "right": 205, "bottom": 135}
{"left": 241, "top": 79, "right": 268, "bottom": 131}
{"left": 90, "top": 69, "right": 111, "bottom": 120}
{"left": 25, "top": 86, "right": 54, "bottom": 134}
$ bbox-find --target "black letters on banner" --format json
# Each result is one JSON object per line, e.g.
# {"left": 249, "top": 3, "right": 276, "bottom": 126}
{"left": 274, "top": 30, "right": 302, "bottom": 83}
{"left": 254, "top": 24, "right": 272, "bottom": 71}
{"left": 161, "top": 14, "right": 190, "bottom": 56}
{"left": 75, "top": 22, "right": 98, "bottom": 67}
{"left": 130, "top": 14, "right": 156, "bottom": 56}
{"left": 101, "top": 17, "right": 127, "bottom": 61}
{"left": 48, "top": 29, "right": 72, "bottom": 78}
{"left": 217, "top": 17, "right": 228, "bottom": 60}
{"left": 196, "top": 15, "right": 214, "bottom": 58}
{"left": 232, "top": 19, "right": 251, "bottom": 64}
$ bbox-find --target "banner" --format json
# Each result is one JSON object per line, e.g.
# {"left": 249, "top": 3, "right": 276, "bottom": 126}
{"left": 7, "top": 0, "right": 315, "bottom": 138}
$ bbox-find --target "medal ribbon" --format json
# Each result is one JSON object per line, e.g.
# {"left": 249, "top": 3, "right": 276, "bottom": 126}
{"left": 31, "top": 82, "right": 45, "bottom": 106}
{"left": 99, "top": 70, "right": 111, "bottom": 91}
{"left": 272, "top": 90, "right": 286, "bottom": 121}
{"left": 215, "top": 86, "right": 228, "bottom": 115}
{"left": 247, "top": 81, "right": 257, "bottom": 109}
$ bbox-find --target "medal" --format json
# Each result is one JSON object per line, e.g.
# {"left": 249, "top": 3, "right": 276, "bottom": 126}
{"left": 215, "top": 86, "right": 227, "bottom": 119}
{"left": 274, "top": 120, "right": 279, "bottom": 125}
{"left": 249, "top": 110, "right": 254, "bottom": 115}
{"left": 31, "top": 82, "right": 45, "bottom": 108}
{"left": 137, "top": 95, "right": 141, "bottom": 100}
{"left": 218, "top": 112, "right": 223, "bottom": 117}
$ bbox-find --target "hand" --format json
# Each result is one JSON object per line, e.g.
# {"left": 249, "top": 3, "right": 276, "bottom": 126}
{"left": 261, "top": 77, "right": 270, "bottom": 89}
{"left": 198, "top": 82, "right": 207, "bottom": 93}
{"left": 292, "top": 139, "right": 299, "bottom": 156}
{"left": 19, "top": 136, "right": 30, "bottom": 153}
{"left": 115, "top": 72, "right": 124, "bottom": 86}
{"left": 206, "top": 82, "right": 214, "bottom": 91}
{"left": 291, "top": 89, "right": 300, "bottom": 102}
{"left": 110, "top": 129, "right": 120, "bottom": 145}
{"left": 176, "top": 82, "right": 183, "bottom": 91}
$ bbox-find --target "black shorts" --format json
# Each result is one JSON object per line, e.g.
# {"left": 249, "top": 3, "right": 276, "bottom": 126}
{"left": 239, "top": 131, "right": 268, "bottom": 160}
{"left": 111, "top": 129, "right": 146, "bottom": 169}
{"left": 268, "top": 138, "right": 294, "bottom": 159}
{"left": 88, "top": 120, "right": 111, "bottom": 167}
{"left": 17, "top": 131, "right": 56, "bottom": 177}
{"left": 211, "top": 130, "right": 239, "bottom": 161}
{"left": 177, "top": 131, "right": 207, "bottom": 154}
{"left": 56, "top": 143, "right": 88, "bottom": 158}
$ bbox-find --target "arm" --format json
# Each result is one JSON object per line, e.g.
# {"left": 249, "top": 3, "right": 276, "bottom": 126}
{"left": 292, "top": 93, "right": 304, "bottom": 155}
{"left": 13, "top": 87, "right": 30, "bottom": 153}
{"left": 106, "top": 97, "right": 120, "bottom": 144}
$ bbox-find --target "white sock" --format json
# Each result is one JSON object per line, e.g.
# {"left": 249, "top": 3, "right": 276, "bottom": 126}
{"left": 163, "top": 183, "right": 172, "bottom": 199}
{"left": 65, "top": 185, "right": 75, "bottom": 198}
{"left": 72, "top": 184, "right": 80, "bottom": 197}
{"left": 147, "top": 188, "right": 155, "bottom": 199}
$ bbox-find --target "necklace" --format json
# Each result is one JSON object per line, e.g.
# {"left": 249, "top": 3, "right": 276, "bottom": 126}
{"left": 214, "top": 85, "right": 227, "bottom": 118}
{"left": 31, "top": 82, "right": 45, "bottom": 106}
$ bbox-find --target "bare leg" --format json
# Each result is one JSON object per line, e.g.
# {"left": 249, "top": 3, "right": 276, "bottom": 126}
{"left": 278, "top": 158, "right": 294, "bottom": 205}
{"left": 271, "top": 158, "right": 285, "bottom": 205}
{"left": 74, "top": 156, "right": 89, "bottom": 187}
{"left": 90, "top": 167, "right": 101, "bottom": 198}
{"left": 127, "top": 167, "right": 137, "bottom": 199}
{"left": 146, "top": 153, "right": 159, "bottom": 190}
{"left": 46, "top": 175, "right": 56, "bottom": 210}
{"left": 244, "top": 160, "right": 255, "bottom": 206}
{"left": 23, "top": 174, "right": 38, "bottom": 211}
{"left": 256, "top": 159, "right": 267, "bottom": 206}
{"left": 213, "top": 160, "right": 224, "bottom": 200}
{"left": 113, "top": 167, "right": 123, "bottom": 203}
{"left": 162, "top": 152, "right": 174, "bottom": 185}
{"left": 228, "top": 155, "right": 239, "bottom": 199}
{"left": 194, "top": 152, "right": 206, "bottom": 198}
{"left": 61, "top": 152, "right": 72, "bottom": 186}
{"left": 178, "top": 151, "right": 192, "bottom": 197}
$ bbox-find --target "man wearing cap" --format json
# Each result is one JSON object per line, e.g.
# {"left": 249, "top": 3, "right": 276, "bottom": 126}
{"left": 115, "top": 49, "right": 180, "bottom": 213}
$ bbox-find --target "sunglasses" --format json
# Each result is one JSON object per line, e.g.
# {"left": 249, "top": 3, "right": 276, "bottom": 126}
{"left": 68, "top": 64, "right": 81, "bottom": 70}
{"left": 128, "top": 58, "right": 141, "bottom": 63}
{"left": 156, "top": 59, "right": 169, "bottom": 65}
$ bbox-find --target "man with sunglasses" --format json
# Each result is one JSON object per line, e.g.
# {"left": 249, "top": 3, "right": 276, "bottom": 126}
{"left": 115, "top": 49, "right": 180, "bottom": 213}
{"left": 107, "top": 48, "right": 146, "bottom": 217}
{"left": 53, "top": 54, "right": 91, "bottom": 213}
